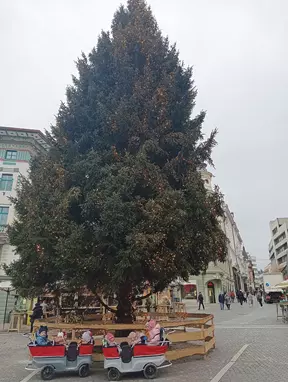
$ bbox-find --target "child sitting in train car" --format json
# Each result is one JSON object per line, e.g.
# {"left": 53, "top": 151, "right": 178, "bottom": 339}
{"left": 55, "top": 329, "right": 67, "bottom": 345}
{"left": 35, "top": 326, "right": 51, "bottom": 346}
{"left": 127, "top": 331, "right": 147, "bottom": 346}
{"left": 146, "top": 319, "right": 161, "bottom": 345}
{"left": 80, "top": 329, "right": 94, "bottom": 345}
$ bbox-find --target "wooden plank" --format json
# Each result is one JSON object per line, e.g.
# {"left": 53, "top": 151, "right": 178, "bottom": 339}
{"left": 166, "top": 346, "right": 205, "bottom": 360}
{"left": 93, "top": 353, "right": 104, "bottom": 361}
{"left": 204, "top": 325, "right": 215, "bottom": 338}
{"left": 36, "top": 319, "right": 212, "bottom": 331}
{"left": 169, "top": 330, "right": 204, "bottom": 342}
{"left": 205, "top": 336, "right": 215, "bottom": 352}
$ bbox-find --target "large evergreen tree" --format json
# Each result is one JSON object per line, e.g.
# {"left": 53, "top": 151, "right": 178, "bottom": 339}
{"left": 5, "top": 0, "right": 227, "bottom": 322}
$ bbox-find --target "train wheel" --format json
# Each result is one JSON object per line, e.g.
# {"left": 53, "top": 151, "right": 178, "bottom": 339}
{"left": 41, "top": 365, "right": 55, "bottom": 380}
{"left": 143, "top": 363, "right": 158, "bottom": 379}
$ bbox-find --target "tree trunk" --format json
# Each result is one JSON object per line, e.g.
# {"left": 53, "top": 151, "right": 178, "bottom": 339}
{"left": 115, "top": 284, "right": 134, "bottom": 336}
{"left": 115, "top": 284, "right": 134, "bottom": 323}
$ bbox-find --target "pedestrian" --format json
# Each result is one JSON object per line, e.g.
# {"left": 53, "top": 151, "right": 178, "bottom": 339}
{"left": 247, "top": 292, "right": 253, "bottom": 307}
{"left": 238, "top": 290, "right": 244, "bottom": 306}
{"left": 256, "top": 290, "right": 263, "bottom": 307}
{"left": 30, "top": 302, "right": 43, "bottom": 333}
{"left": 225, "top": 293, "right": 231, "bottom": 310}
{"left": 41, "top": 300, "right": 48, "bottom": 319}
{"left": 218, "top": 292, "right": 225, "bottom": 310}
{"left": 236, "top": 290, "right": 240, "bottom": 303}
{"left": 197, "top": 292, "right": 205, "bottom": 310}
{"left": 230, "top": 291, "right": 235, "bottom": 303}
{"left": 243, "top": 292, "right": 247, "bottom": 303}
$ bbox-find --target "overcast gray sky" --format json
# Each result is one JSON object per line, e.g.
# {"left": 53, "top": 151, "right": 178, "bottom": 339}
{"left": 1, "top": 0, "right": 287, "bottom": 269}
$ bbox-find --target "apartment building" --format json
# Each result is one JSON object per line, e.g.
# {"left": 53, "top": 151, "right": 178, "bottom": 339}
{"left": 0, "top": 126, "right": 49, "bottom": 321}
{"left": 268, "top": 218, "right": 288, "bottom": 274}
{"left": 247, "top": 255, "right": 260, "bottom": 290}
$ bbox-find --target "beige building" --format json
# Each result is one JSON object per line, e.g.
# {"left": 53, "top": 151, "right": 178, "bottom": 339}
{"left": 0, "top": 126, "right": 49, "bottom": 322}
{"left": 180, "top": 170, "right": 249, "bottom": 303}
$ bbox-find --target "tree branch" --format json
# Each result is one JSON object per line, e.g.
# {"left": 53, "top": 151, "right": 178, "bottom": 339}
{"left": 133, "top": 291, "right": 153, "bottom": 301}
{"left": 95, "top": 293, "right": 117, "bottom": 314}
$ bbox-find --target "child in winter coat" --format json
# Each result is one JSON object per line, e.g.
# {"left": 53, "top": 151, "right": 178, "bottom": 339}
{"left": 146, "top": 320, "right": 161, "bottom": 345}
{"left": 102, "top": 332, "right": 119, "bottom": 347}
{"left": 81, "top": 330, "right": 94, "bottom": 344}
{"left": 35, "top": 326, "right": 50, "bottom": 346}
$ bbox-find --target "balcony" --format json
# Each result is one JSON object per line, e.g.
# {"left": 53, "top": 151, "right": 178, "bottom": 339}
{"left": 276, "top": 248, "right": 288, "bottom": 261}
{"left": 275, "top": 236, "right": 287, "bottom": 249}
{"left": 0, "top": 225, "right": 9, "bottom": 245}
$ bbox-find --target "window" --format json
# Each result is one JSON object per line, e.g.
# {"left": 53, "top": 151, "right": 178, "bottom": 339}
{"left": 279, "top": 255, "right": 287, "bottom": 264}
{"left": 5, "top": 150, "right": 17, "bottom": 160}
{"left": 274, "top": 232, "right": 286, "bottom": 245}
{"left": 0, "top": 206, "right": 9, "bottom": 228}
{"left": 0, "top": 174, "right": 13, "bottom": 191}
{"left": 272, "top": 227, "right": 278, "bottom": 235}
{"left": 276, "top": 242, "right": 288, "bottom": 255}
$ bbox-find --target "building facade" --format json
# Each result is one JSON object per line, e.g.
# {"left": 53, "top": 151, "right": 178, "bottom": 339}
{"left": 180, "top": 170, "right": 249, "bottom": 303}
{"left": 247, "top": 255, "right": 260, "bottom": 291}
{"left": 268, "top": 218, "right": 288, "bottom": 276}
{"left": 0, "top": 126, "right": 49, "bottom": 322}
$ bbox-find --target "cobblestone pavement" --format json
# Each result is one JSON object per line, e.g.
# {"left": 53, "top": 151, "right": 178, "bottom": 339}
{"left": 2, "top": 301, "right": 288, "bottom": 381}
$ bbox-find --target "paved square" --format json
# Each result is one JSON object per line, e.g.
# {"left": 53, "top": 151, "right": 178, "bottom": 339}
{"left": 2, "top": 300, "right": 287, "bottom": 381}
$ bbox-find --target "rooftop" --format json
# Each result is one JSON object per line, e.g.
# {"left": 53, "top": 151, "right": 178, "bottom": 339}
{"left": 0, "top": 126, "right": 50, "bottom": 152}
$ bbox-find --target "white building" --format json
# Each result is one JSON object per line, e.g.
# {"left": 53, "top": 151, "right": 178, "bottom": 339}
{"left": 0, "top": 126, "right": 49, "bottom": 321}
{"left": 222, "top": 206, "right": 248, "bottom": 292}
{"left": 180, "top": 170, "right": 249, "bottom": 303}
{"left": 268, "top": 218, "right": 288, "bottom": 274}
{"left": 249, "top": 255, "right": 260, "bottom": 289}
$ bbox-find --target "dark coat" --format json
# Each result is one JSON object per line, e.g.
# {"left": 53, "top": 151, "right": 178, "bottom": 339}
{"left": 198, "top": 293, "right": 204, "bottom": 302}
{"left": 238, "top": 291, "right": 244, "bottom": 300}
{"left": 31, "top": 303, "right": 43, "bottom": 319}
{"left": 218, "top": 294, "right": 225, "bottom": 303}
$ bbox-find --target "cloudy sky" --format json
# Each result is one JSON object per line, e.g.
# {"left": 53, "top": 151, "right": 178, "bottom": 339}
{"left": 1, "top": 0, "right": 287, "bottom": 269}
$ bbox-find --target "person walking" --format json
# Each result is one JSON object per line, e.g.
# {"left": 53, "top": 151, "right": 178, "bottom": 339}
{"left": 247, "top": 292, "right": 254, "bottom": 307}
{"left": 236, "top": 290, "right": 240, "bottom": 303}
{"left": 30, "top": 302, "right": 43, "bottom": 333}
{"left": 256, "top": 290, "right": 263, "bottom": 307}
{"left": 218, "top": 292, "right": 225, "bottom": 310}
{"left": 243, "top": 292, "right": 247, "bottom": 303}
{"left": 197, "top": 292, "right": 205, "bottom": 310}
{"left": 225, "top": 293, "right": 231, "bottom": 310}
{"left": 41, "top": 300, "right": 48, "bottom": 319}
{"left": 238, "top": 290, "right": 244, "bottom": 306}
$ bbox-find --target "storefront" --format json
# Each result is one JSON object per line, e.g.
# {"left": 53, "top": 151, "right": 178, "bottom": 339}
{"left": 207, "top": 281, "right": 216, "bottom": 303}
{"left": 181, "top": 281, "right": 197, "bottom": 299}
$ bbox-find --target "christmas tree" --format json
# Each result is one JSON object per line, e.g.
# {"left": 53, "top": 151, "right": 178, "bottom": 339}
{"left": 5, "top": 0, "right": 227, "bottom": 322}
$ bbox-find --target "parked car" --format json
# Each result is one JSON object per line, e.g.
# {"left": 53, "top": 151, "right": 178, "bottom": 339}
{"left": 264, "top": 291, "right": 284, "bottom": 304}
